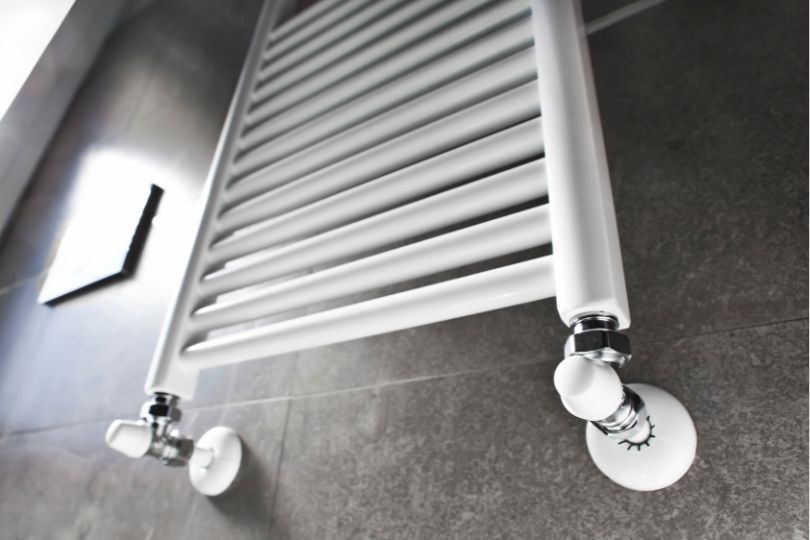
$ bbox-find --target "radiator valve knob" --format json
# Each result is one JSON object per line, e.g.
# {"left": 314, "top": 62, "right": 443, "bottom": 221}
{"left": 105, "top": 420, "right": 153, "bottom": 459}
{"left": 554, "top": 354, "right": 623, "bottom": 421}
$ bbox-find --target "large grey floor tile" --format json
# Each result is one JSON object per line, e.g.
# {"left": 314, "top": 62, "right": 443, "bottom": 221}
{"left": 293, "top": 300, "right": 567, "bottom": 395}
{"left": 175, "top": 400, "right": 291, "bottom": 540}
{"left": 0, "top": 0, "right": 262, "bottom": 288}
{"left": 0, "top": 157, "right": 76, "bottom": 289}
{"left": 589, "top": 0, "right": 808, "bottom": 342}
{"left": 581, "top": 0, "right": 649, "bottom": 23}
{"left": 0, "top": 199, "right": 194, "bottom": 434}
{"left": 0, "top": 198, "right": 290, "bottom": 434}
{"left": 0, "top": 398, "right": 288, "bottom": 540}
{"left": 286, "top": 0, "right": 807, "bottom": 398}
{"left": 0, "top": 279, "right": 51, "bottom": 433}
{"left": 0, "top": 0, "right": 268, "bottom": 433}
{"left": 272, "top": 320, "right": 807, "bottom": 540}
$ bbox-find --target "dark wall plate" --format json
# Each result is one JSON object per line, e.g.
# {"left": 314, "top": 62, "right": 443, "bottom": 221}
{"left": 38, "top": 181, "right": 162, "bottom": 304}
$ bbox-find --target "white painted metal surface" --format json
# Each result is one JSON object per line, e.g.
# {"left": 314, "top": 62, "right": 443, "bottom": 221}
{"left": 211, "top": 120, "right": 543, "bottom": 265}
{"left": 190, "top": 207, "right": 552, "bottom": 334}
{"left": 144, "top": 0, "right": 630, "bottom": 403}
{"left": 226, "top": 82, "right": 541, "bottom": 212}
{"left": 246, "top": 0, "right": 529, "bottom": 126}
{"left": 201, "top": 161, "right": 547, "bottom": 298}
{"left": 257, "top": 0, "right": 412, "bottom": 84}
{"left": 240, "top": 19, "right": 532, "bottom": 153}
{"left": 530, "top": 0, "right": 631, "bottom": 328}
{"left": 234, "top": 50, "right": 537, "bottom": 178}
{"left": 255, "top": 0, "right": 445, "bottom": 98}
{"left": 250, "top": 0, "right": 527, "bottom": 110}
{"left": 182, "top": 257, "right": 556, "bottom": 369}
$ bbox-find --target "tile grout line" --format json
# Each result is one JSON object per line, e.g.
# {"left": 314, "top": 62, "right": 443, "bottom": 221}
{"left": 1, "top": 316, "right": 807, "bottom": 440}
{"left": 184, "top": 315, "right": 810, "bottom": 410}
{"left": 0, "top": 357, "right": 550, "bottom": 440}
{"left": 268, "top": 395, "right": 293, "bottom": 518}
{"left": 191, "top": 356, "right": 551, "bottom": 411}
{"left": 585, "top": 0, "right": 668, "bottom": 35}
{"left": 633, "top": 316, "right": 810, "bottom": 348}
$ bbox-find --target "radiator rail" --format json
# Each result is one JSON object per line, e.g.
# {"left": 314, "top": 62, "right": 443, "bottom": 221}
{"left": 105, "top": 0, "right": 699, "bottom": 498}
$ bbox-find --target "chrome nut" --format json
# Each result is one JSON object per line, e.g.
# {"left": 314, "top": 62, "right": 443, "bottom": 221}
{"left": 140, "top": 395, "right": 182, "bottom": 423}
{"left": 564, "top": 329, "right": 631, "bottom": 367}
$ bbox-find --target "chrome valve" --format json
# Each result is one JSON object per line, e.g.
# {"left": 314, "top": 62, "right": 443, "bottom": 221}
{"left": 554, "top": 315, "right": 696, "bottom": 491}
{"left": 106, "top": 394, "right": 197, "bottom": 466}
{"left": 106, "top": 394, "right": 242, "bottom": 496}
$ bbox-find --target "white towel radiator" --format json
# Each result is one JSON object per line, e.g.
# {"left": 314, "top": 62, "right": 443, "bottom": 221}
{"left": 106, "top": 0, "right": 696, "bottom": 494}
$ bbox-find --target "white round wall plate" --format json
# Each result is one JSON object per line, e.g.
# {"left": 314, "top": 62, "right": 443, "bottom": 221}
{"left": 586, "top": 383, "right": 697, "bottom": 491}
{"left": 189, "top": 426, "right": 243, "bottom": 496}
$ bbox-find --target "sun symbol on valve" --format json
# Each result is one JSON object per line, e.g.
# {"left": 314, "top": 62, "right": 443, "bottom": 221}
{"left": 618, "top": 416, "right": 656, "bottom": 451}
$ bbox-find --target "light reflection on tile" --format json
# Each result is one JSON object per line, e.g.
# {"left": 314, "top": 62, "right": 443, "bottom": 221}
{"left": 38, "top": 166, "right": 161, "bottom": 304}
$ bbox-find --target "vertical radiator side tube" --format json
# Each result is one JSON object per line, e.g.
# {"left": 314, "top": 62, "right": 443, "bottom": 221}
{"left": 529, "top": 0, "right": 630, "bottom": 328}
{"left": 144, "top": 0, "right": 294, "bottom": 400}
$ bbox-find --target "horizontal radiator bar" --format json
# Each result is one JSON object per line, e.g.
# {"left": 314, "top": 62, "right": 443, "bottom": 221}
{"left": 106, "top": 1, "right": 686, "bottom": 498}
{"left": 239, "top": 18, "right": 532, "bottom": 154}
{"left": 190, "top": 206, "right": 551, "bottom": 334}
{"left": 237, "top": 20, "right": 532, "bottom": 155}
{"left": 235, "top": 49, "right": 537, "bottom": 179}
{"left": 142, "top": 0, "right": 629, "bottom": 404}
{"left": 263, "top": 0, "right": 368, "bottom": 61}
{"left": 224, "top": 82, "right": 541, "bottom": 216}
{"left": 258, "top": 0, "right": 413, "bottom": 85}
{"left": 255, "top": 0, "right": 447, "bottom": 98}
{"left": 251, "top": 0, "right": 524, "bottom": 109}
{"left": 209, "top": 119, "right": 543, "bottom": 265}
{"left": 181, "top": 257, "right": 556, "bottom": 369}
{"left": 246, "top": 0, "right": 529, "bottom": 127}
{"left": 200, "top": 159, "right": 547, "bottom": 299}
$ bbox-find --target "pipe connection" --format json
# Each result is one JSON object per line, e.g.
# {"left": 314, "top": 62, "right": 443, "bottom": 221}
{"left": 564, "top": 314, "right": 631, "bottom": 368}
{"left": 105, "top": 393, "right": 213, "bottom": 468}
{"left": 106, "top": 395, "right": 242, "bottom": 496}
{"left": 555, "top": 315, "right": 650, "bottom": 443}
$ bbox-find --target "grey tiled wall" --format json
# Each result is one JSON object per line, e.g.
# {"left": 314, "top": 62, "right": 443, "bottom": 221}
{"left": 0, "top": 0, "right": 806, "bottom": 538}
{"left": 0, "top": 0, "right": 126, "bottom": 236}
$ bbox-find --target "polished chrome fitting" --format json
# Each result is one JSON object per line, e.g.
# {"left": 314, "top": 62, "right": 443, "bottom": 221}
{"left": 557, "top": 314, "right": 647, "bottom": 442}
{"left": 592, "top": 386, "right": 650, "bottom": 442}
{"left": 141, "top": 393, "right": 182, "bottom": 425}
{"left": 564, "top": 314, "right": 631, "bottom": 368}
{"left": 108, "top": 393, "right": 197, "bottom": 467}
{"left": 107, "top": 395, "right": 243, "bottom": 496}
{"left": 141, "top": 393, "right": 196, "bottom": 466}
{"left": 554, "top": 312, "right": 697, "bottom": 490}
